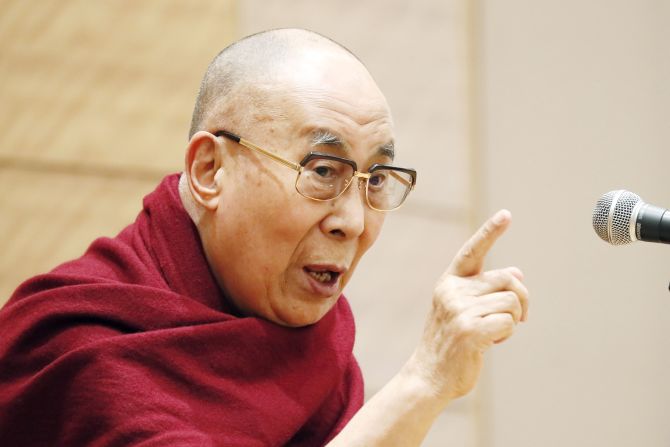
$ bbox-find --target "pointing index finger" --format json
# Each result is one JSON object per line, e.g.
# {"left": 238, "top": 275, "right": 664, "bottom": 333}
{"left": 448, "top": 209, "right": 512, "bottom": 277}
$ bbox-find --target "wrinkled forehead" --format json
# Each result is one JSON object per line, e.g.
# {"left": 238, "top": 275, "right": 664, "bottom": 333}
{"left": 214, "top": 50, "right": 394, "bottom": 144}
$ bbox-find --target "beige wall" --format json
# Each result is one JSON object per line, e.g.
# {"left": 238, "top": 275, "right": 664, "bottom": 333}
{"left": 3, "top": 1, "right": 669, "bottom": 446}
{"left": 0, "top": 0, "right": 235, "bottom": 300}
{"left": 478, "top": 1, "right": 670, "bottom": 446}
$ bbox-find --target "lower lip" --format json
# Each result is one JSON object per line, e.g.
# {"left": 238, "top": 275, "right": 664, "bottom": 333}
{"left": 302, "top": 270, "right": 341, "bottom": 298}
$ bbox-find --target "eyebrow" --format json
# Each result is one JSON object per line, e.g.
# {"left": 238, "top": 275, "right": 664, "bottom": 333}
{"left": 379, "top": 141, "right": 395, "bottom": 160}
{"left": 311, "top": 129, "right": 343, "bottom": 147}
{"left": 309, "top": 128, "right": 395, "bottom": 161}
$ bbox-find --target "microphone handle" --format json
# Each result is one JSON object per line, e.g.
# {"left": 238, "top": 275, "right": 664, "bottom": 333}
{"left": 637, "top": 204, "right": 670, "bottom": 244}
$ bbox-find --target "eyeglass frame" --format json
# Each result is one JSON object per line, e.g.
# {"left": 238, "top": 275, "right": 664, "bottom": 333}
{"left": 213, "top": 129, "right": 417, "bottom": 211}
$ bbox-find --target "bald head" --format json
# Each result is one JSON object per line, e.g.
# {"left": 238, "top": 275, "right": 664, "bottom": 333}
{"left": 189, "top": 29, "right": 366, "bottom": 139}
{"left": 181, "top": 29, "right": 397, "bottom": 327}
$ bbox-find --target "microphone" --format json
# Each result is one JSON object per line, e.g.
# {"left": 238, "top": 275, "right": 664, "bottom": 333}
{"left": 592, "top": 190, "right": 670, "bottom": 245}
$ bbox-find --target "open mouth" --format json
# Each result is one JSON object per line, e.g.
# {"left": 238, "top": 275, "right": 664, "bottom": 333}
{"left": 303, "top": 267, "right": 341, "bottom": 285}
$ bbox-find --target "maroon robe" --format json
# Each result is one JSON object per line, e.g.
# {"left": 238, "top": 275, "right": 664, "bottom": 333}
{"left": 0, "top": 174, "right": 363, "bottom": 446}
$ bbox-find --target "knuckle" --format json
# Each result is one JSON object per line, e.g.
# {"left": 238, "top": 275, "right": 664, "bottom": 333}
{"left": 507, "top": 266, "right": 524, "bottom": 279}
{"left": 490, "top": 269, "right": 511, "bottom": 285}
{"left": 455, "top": 314, "right": 477, "bottom": 335}
{"left": 459, "top": 245, "right": 476, "bottom": 263}
{"left": 503, "top": 290, "right": 519, "bottom": 302}
{"left": 492, "top": 313, "right": 515, "bottom": 330}
{"left": 518, "top": 289, "right": 529, "bottom": 305}
{"left": 431, "top": 286, "right": 465, "bottom": 315}
{"left": 492, "top": 290, "right": 516, "bottom": 305}
{"left": 434, "top": 293, "right": 463, "bottom": 317}
{"left": 435, "top": 274, "right": 462, "bottom": 295}
{"left": 502, "top": 314, "right": 516, "bottom": 330}
{"left": 451, "top": 298, "right": 470, "bottom": 316}
{"left": 500, "top": 269, "right": 518, "bottom": 286}
{"left": 481, "top": 222, "right": 494, "bottom": 239}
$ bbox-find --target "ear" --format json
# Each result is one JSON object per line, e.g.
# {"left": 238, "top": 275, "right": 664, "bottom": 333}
{"left": 184, "top": 131, "right": 224, "bottom": 211}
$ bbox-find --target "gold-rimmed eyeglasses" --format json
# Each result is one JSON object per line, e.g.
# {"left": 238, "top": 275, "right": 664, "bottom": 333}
{"left": 214, "top": 130, "right": 417, "bottom": 212}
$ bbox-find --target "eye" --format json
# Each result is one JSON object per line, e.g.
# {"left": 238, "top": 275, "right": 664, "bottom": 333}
{"left": 314, "top": 164, "right": 336, "bottom": 178}
{"left": 368, "top": 171, "right": 387, "bottom": 189}
{"left": 305, "top": 158, "right": 349, "bottom": 180}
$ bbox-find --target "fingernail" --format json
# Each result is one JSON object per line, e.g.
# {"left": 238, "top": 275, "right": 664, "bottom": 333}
{"left": 493, "top": 209, "right": 509, "bottom": 225}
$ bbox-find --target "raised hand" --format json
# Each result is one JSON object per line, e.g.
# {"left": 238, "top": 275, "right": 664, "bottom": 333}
{"left": 409, "top": 209, "right": 529, "bottom": 403}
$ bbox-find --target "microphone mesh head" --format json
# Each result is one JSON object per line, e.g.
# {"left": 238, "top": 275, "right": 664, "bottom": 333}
{"left": 592, "top": 190, "right": 642, "bottom": 245}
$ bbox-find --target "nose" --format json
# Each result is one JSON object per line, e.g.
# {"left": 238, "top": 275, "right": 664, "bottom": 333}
{"left": 320, "top": 177, "right": 367, "bottom": 239}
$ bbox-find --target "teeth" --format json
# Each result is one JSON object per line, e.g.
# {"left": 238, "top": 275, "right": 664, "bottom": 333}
{"left": 308, "top": 270, "right": 333, "bottom": 283}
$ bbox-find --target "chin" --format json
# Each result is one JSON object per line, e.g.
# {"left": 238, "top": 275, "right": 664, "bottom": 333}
{"left": 271, "top": 301, "right": 336, "bottom": 328}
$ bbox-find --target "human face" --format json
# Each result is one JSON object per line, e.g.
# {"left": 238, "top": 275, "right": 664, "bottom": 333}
{"left": 201, "top": 51, "right": 395, "bottom": 327}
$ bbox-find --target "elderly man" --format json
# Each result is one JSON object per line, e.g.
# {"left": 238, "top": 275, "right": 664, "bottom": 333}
{"left": 0, "top": 29, "right": 528, "bottom": 446}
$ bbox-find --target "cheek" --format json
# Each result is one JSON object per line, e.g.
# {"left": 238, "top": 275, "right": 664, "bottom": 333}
{"left": 217, "top": 172, "right": 321, "bottom": 267}
{"left": 343, "top": 213, "right": 386, "bottom": 285}
{"left": 361, "top": 212, "right": 386, "bottom": 250}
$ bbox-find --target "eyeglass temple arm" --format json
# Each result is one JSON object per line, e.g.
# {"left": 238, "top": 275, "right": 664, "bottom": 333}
{"left": 390, "top": 170, "right": 414, "bottom": 188}
{"left": 216, "top": 131, "right": 414, "bottom": 189}
{"left": 215, "top": 130, "right": 301, "bottom": 172}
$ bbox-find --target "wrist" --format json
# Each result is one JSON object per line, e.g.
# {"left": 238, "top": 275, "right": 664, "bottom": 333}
{"left": 398, "top": 353, "right": 453, "bottom": 414}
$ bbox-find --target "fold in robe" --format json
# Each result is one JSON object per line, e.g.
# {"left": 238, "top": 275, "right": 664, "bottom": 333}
{"left": 0, "top": 174, "right": 363, "bottom": 446}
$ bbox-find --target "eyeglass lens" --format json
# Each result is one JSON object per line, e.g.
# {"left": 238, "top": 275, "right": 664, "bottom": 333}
{"left": 297, "top": 157, "right": 412, "bottom": 210}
